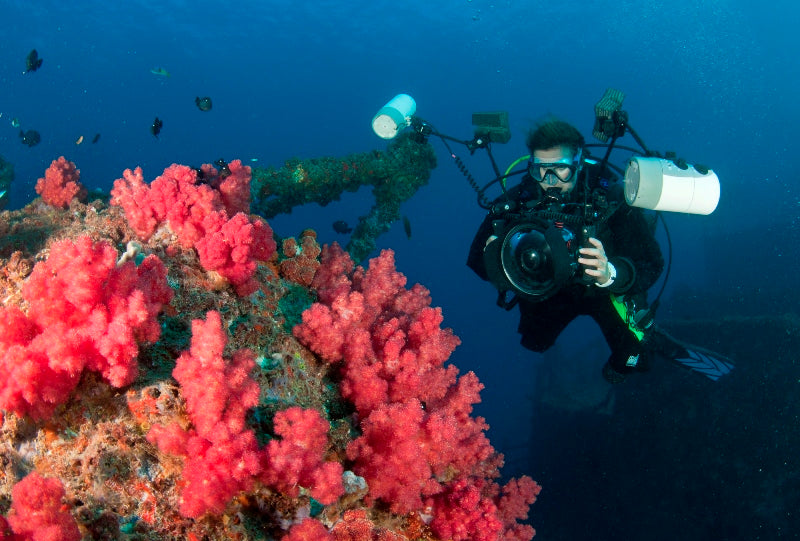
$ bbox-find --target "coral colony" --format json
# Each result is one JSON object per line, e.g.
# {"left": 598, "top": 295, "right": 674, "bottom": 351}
{"left": 0, "top": 156, "right": 540, "bottom": 540}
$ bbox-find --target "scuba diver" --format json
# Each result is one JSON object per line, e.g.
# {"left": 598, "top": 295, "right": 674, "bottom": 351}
{"left": 466, "top": 117, "right": 665, "bottom": 383}
{"left": 371, "top": 89, "right": 733, "bottom": 383}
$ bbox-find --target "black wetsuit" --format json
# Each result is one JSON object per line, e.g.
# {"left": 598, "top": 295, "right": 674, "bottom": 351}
{"left": 467, "top": 167, "right": 664, "bottom": 374}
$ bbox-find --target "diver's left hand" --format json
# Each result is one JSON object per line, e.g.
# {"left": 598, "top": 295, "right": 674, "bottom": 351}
{"left": 578, "top": 237, "right": 611, "bottom": 284}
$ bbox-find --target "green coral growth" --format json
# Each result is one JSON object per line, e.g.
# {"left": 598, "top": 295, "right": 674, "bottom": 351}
{"left": 277, "top": 282, "right": 314, "bottom": 333}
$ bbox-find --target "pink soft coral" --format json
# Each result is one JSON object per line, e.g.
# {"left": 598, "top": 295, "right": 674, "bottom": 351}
{"left": 148, "top": 311, "right": 344, "bottom": 518}
{"left": 0, "top": 236, "right": 172, "bottom": 420}
{"left": 147, "top": 310, "right": 262, "bottom": 518}
{"left": 429, "top": 476, "right": 542, "bottom": 541}
{"left": 330, "top": 509, "right": 405, "bottom": 541}
{"left": 0, "top": 516, "right": 11, "bottom": 540}
{"left": 294, "top": 244, "right": 461, "bottom": 415}
{"left": 5, "top": 472, "right": 81, "bottom": 541}
{"left": 294, "top": 246, "right": 491, "bottom": 510}
{"left": 111, "top": 162, "right": 276, "bottom": 296}
{"left": 195, "top": 211, "right": 277, "bottom": 296}
{"left": 201, "top": 159, "right": 253, "bottom": 216}
{"left": 108, "top": 166, "right": 159, "bottom": 240}
{"left": 429, "top": 477, "right": 503, "bottom": 541}
{"left": 35, "top": 156, "right": 87, "bottom": 208}
{"left": 261, "top": 407, "right": 344, "bottom": 505}
{"left": 294, "top": 244, "right": 540, "bottom": 539}
{"left": 111, "top": 161, "right": 248, "bottom": 248}
{"left": 283, "top": 518, "right": 331, "bottom": 541}
{"left": 345, "top": 399, "right": 443, "bottom": 512}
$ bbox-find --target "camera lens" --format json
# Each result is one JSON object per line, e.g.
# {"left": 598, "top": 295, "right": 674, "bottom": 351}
{"left": 520, "top": 247, "right": 543, "bottom": 274}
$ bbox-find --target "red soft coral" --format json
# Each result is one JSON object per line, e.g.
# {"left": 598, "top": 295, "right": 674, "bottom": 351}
{"left": 429, "top": 477, "right": 503, "bottom": 541}
{"left": 496, "top": 477, "right": 541, "bottom": 541}
{"left": 283, "top": 518, "right": 331, "bottom": 541}
{"left": 294, "top": 245, "right": 538, "bottom": 539}
{"left": 172, "top": 310, "right": 260, "bottom": 438}
{"left": 0, "top": 516, "right": 11, "bottom": 540}
{"left": 111, "top": 163, "right": 224, "bottom": 247}
{"left": 195, "top": 212, "right": 277, "bottom": 296}
{"left": 169, "top": 430, "right": 263, "bottom": 518}
{"left": 110, "top": 166, "right": 160, "bottom": 240}
{"left": 35, "top": 156, "right": 87, "bottom": 208}
{"left": 309, "top": 241, "right": 355, "bottom": 304}
{"left": 345, "top": 399, "right": 442, "bottom": 513}
{"left": 147, "top": 310, "right": 263, "bottom": 518}
{"left": 262, "top": 407, "right": 344, "bottom": 505}
{"left": 150, "top": 164, "right": 222, "bottom": 248}
{"left": 295, "top": 246, "right": 488, "bottom": 514}
{"left": 6, "top": 472, "right": 81, "bottom": 541}
{"left": 203, "top": 159, "right": 252, "bottom": 216}
{"left": 0, "top": 236, "right": 172, "bottom": 420}
{"left": 111, "top": 162, "right": 275, "bottom": 296}
{"left": 295, "top": 244, "right": 461, "bottom": 415}
{"left": 429, "top": 475, "right": 541, "bottom": 541}
{"left": 330, "top": 509, "right": 405, "bottom": 541}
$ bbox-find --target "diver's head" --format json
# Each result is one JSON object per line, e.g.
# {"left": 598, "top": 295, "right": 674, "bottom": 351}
{"left": 529, "top": 146, "right": 581, "bottom": 194}
{"left": 526, "top": 118, "right": 585, "bottom": 194}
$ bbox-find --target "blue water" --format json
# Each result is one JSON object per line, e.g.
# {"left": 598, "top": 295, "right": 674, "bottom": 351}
{"left": 2, "top": 1, "right": 798, "bottom": 539}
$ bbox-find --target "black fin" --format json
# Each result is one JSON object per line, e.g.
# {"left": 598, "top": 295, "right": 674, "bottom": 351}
{"left": 648, "top": 326, "right": 734, "bottom": 381}
{"left": 673, "top": 348, "right": 734, "bottom": 381}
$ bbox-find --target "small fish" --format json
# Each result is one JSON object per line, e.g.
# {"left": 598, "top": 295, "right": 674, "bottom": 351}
{"left": 402, "top": 215, "right": 412, "bottom": 239}
{"left": 195, "top": 96, "right": 212, "bottom": 111}
{"left": 75, "top": 135, "right": 84, "bottom": 145}
{"left": 24, "top": 49, "right": 43, "bottom": 73}
{"left": 150, "top": 117, "right": 163, "bottom": 138}
{"left": 332, "top": 220, "right": 353, "bottom": 234}
{"left": 150, "top": 67, "right": 170, "bottom": 77}
{"left": 91, "top": 133, "right": 100, "bottom": 143}
{"left": 19, "top": 129, "right": 41, "bottom": 147}
{"left": 11, "top": 118, "right": 20, "bottom": 128}
{"left": 214, "top": 158, "right": 231, "bottom": 178}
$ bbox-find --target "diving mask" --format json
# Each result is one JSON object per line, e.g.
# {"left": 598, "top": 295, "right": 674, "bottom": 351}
{"left": 528, "top": 156, "right": 579, "bottom": 185}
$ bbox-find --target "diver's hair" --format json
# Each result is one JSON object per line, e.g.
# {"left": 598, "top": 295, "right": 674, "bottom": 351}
{"left": 525, "top": 117, "right": 585, "bottom": 156}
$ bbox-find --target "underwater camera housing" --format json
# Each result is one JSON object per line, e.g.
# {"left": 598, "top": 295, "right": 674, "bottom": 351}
{"left": 483, "top": 206, "right": 596, "bottom": 305}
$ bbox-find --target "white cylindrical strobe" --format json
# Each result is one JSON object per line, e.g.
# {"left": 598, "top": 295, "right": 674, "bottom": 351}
{"left": 372, "top": 94, "right": 416, "bottom": 139}
{"left": 624, "top": 157, "right": 720, "bottom": 215}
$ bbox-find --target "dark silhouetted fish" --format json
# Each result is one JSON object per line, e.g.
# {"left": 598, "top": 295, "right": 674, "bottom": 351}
{"left": 24, "top": 49, "right": 43, "bottom": 73}
{"left": 214, "top": 158, "right": 231, "bottom": 178}
{"left": 150, "top": 117, "right": 163, "bottom": 138}
{"left": 195, "top": 96, "right": 213, "bottom": 111}
{"left": 402, "top": 215, "right": 412, "bottom": 239}
{"left": 332, "top": 220, "right": 353, "bottom": 234}
{"left": 91, "top": 133, "right": 100, "bottom": 143}
{"left": 19, "top": 129, "right": 41, "bottom": 147}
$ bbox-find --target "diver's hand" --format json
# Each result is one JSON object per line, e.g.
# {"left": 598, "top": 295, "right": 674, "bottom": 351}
{"left": 578, "top": 237, "right": 611, "bottom": 284}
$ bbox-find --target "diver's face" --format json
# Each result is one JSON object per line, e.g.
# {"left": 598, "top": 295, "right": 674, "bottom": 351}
{"left": 532, "top": 146, "right": 577, "bottom": 194}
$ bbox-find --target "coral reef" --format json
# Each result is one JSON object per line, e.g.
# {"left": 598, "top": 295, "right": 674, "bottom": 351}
{"left": 0, "top": 156, "right": 538, "bottom": 540}
{"left": 35, "top": 156, "right": 87, "bottom": 209}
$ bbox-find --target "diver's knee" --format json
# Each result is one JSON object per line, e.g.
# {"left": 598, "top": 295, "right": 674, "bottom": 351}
{"left": 520, "top": 334, "right": 554, "bottom": 353}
